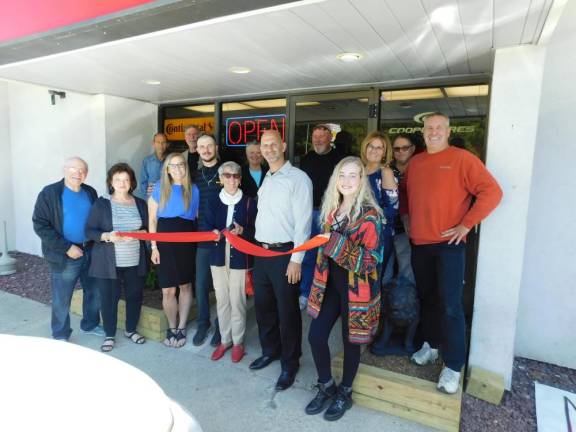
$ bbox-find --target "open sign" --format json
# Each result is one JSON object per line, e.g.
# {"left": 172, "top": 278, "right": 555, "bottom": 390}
{"left": 226, "top": 114, "right": 286, "bottom": 147}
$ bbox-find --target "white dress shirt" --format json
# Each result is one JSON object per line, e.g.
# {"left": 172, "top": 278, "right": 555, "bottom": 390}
{"left": 255, "top": 161, "right": 313, "bottom": 263}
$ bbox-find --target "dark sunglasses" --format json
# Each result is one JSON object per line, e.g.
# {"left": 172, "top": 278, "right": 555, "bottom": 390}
{"left": 393, "top": 145, "right": 414, "bottom": 152}
{"left": 221, "top": 173, "right": 241, "bottom": 179}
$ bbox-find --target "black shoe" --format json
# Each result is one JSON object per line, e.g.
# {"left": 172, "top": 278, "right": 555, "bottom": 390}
{"left": 249, "top": 355, "right": 278, "bottom": 370}
{"left": 305, "top": 382, "right": 337, "bottom": 415}
{"left": 210, "top": 323, "right": 221, "bottom": 347}
{"left": 275, "top": 369, "right": 297, "bottom": 391}
{"left": 324, "top": 386, "right": 353, "bottom": 421}
{"left": 192, "top": 325, "right": 210, "bottom": 346}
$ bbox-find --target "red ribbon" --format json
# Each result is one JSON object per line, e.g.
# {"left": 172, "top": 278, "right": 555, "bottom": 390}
{"left": 117, "top": 230, "right": 328, "bottom": 257}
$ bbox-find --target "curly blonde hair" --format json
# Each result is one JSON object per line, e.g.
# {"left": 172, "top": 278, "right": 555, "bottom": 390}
{"left": 319, "top": 156, "right": 382, "bottom": 226}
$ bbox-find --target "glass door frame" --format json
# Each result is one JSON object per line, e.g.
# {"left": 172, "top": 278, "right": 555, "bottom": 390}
{"left": 286, "top": 89, "right": 380, "bottom": 162}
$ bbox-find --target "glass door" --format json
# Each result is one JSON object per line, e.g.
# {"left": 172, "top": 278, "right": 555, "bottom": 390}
{"left": 288, "top": 90, "right": 377, "bottom": 166}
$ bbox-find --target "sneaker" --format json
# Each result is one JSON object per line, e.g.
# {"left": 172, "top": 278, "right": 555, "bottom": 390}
{"left": 193, "top": 325, "right": 210, "bottom": 346}
{"left": 81, "top": 325, "right": 105, "bottom": 337}
{"left": 437, "top": 367, "right": 461, "bottom": 394}
{"left": 410, "top": 341, "right": 438, "bottom": 366}
{"left": 299, "top": 295, "right": 308, "bottom": 311}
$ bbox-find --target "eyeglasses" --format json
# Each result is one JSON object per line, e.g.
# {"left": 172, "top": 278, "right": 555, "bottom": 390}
{"left": 367, "top": 144, "right": 385, "bottom": 152}
{"left": 393, "top": 145, "right": 414, "bottom": 152}
{"left": 221, "top": 173, "right": 241, "bottom": 179}
{"left": 168, "top": 163, "right": 186, "bottom": 169}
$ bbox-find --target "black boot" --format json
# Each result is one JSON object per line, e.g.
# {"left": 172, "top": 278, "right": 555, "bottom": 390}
{"left": 305, "top": 381, "right": 337, "bottom": 415}
{"left": 324, "top": 385, "right": 353, "bottom": 421}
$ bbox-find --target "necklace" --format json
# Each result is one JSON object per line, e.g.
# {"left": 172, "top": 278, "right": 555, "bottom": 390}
{"left": 202, "top": 167, "right": 219, "bottom": 186}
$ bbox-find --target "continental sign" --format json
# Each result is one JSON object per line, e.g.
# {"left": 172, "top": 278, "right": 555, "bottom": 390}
{"left": 164, "top": 117, "right": 215, "bottom": 141}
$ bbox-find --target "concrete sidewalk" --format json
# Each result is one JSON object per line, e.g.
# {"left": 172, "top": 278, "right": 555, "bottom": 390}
{"left": 0, "top": 290, "right": 431, "bottom": 432}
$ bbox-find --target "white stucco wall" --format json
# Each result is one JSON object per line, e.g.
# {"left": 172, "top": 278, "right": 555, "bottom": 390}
{"left": 515, "top": 0, "right": 576, "bottom": 369}
{"left": 0, "top": 81, "right": 15, "bottom": 250}
{"left": 3, "top": 82, "right": 157, "bottom": 255}
{"left": 103, "top": 94, "right": 157, "bottom": 185}
{"left": 469, "top": 45, "right": 546, "bottom": 389}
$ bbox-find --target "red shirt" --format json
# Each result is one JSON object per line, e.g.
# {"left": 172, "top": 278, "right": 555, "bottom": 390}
{"left": 402, "top": 146, "right": 503, "bottom": 245}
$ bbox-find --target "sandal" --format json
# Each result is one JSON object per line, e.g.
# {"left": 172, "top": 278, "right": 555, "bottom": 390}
{"left": 125, "top": 331, "right": 146, "bottom": 345}
{"left": 101, "top": 337, "right": 115, "bottom": 352}
{"left": 164, "top": 328, "right": 178, "bottom": 347}
{"left": 175, "top": 328, "right": 187, "bottom": 348}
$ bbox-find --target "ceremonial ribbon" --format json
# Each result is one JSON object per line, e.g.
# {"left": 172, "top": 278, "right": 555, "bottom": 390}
{"left": 116, "top": 230, "right": 329, "bottom": 257}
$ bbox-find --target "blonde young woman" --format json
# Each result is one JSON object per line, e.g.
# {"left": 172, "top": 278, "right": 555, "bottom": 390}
{"left": 306, "top": 156, "right": 383, "bottom": 421}
{"left": 148, "top": 153, "right": 200, "bottom": 348}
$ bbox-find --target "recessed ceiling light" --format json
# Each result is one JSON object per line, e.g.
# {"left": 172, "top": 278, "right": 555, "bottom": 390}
{"left": 142, "top": 79, "right": 161, "bottom": 85}
{"left": 337, "top": 52, "right": 362, "bottom": 62}
{"left": 229, "top": 67, "right": 251, "bottom": 74}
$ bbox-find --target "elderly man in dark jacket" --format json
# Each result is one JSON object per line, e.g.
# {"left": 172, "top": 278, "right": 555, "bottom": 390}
{"left": 32, "top": 157, "right": 103, "bottom": 340}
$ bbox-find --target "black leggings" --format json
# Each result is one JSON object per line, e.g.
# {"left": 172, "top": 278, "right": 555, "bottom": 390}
{"left": 308, "top": 260, "right": 360, "bottom": 387}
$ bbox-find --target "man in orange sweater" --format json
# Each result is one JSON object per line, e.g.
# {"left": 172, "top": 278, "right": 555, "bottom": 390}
{"left": 402, "top": 113, "right": 502, "bottom": 394}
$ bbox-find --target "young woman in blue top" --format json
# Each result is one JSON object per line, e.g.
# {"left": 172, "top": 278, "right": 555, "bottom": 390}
{"left": 148, "top": 152, "right": 200, "bottom": 348}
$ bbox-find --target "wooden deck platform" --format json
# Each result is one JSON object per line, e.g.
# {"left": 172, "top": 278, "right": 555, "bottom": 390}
{"left": 332, "top": 353, "right": 463, "bottom": 431}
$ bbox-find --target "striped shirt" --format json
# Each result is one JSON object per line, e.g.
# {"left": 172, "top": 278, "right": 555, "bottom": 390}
{"left": 111, "top": 201, "right": 142, "bottom": 267}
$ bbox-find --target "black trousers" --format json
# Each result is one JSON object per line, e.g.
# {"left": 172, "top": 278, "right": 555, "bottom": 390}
{"left": 253, "top": 249, "right": 301, "bottom": 373}
{"left": 308, "top": 260, "right": 360, "bottom": 388}
{"left": 411, "top": 242, "right": 466, "bottom": 371}
{"left": 94, "top": 266, "right": 144, "bottom": 338}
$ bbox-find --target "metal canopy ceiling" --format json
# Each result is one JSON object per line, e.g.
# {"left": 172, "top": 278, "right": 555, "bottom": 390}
{"left": 0, "top": 0, "right": 556, "bottom": 103}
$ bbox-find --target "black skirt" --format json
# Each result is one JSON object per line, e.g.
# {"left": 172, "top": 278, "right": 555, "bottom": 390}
{"left": 156, "top": 217, "right": 196, "bottom": 288}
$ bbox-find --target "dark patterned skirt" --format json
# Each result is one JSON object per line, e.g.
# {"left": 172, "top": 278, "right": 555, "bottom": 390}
{"left": 156, "top": 217, "right": 196, "bottom": 288}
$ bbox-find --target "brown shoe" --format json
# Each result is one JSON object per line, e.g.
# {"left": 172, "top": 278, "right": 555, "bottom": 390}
{"left": 231, "top": 344, "right": 245, "bottom": 363}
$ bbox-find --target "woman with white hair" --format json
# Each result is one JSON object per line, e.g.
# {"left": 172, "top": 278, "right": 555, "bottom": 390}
{"left": 305, "top": 156, "right": 383, "bottom": 421}
{"left": 205, "top": 161, "right": 256, "bottom": 363}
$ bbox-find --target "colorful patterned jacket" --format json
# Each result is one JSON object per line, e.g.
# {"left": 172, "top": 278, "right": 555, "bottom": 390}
{"left": 307, "top": 206, "right": 383, "bottom": 344}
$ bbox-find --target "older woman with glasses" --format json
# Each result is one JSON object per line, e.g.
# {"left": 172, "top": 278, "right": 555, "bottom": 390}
{"left": 360, "top": 132, "right": 398, "bottom": 274}
{"left": 86, "top": 163, "right": 149, "bottom": 352}
{"left": 149, "top": 153, "right": 200, "bottom": 348}
{"left": 204, "top": 161, "right": 256, "bottom": 363}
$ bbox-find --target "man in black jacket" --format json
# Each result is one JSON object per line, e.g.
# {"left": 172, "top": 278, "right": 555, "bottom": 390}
{"left": 32, "top": 157, "right": 103, "bottom": 340}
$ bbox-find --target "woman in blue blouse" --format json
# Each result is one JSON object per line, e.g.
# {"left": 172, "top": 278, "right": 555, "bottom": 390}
{"left": 360, "top": 131, "right": 398, "bottom": 273}
{"left": 148, "top": 153, "right": 200, "bottom": 348}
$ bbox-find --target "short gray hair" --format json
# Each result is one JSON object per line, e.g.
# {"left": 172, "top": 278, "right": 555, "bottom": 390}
{"left": 423, "top": 112, "right": 450, "bottom": 127}
{"left": 63, "top": 156, "right": 88, "bottom": 171}
{"left": 218, "top": 161, "right": 241, "bottom": 176}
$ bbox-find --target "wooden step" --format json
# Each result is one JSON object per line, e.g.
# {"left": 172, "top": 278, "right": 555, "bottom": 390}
{"left": 332, "top": 353, "right": 462, "bottom": 431}
{"left": 70, "top": 289, "right": 214, "bottom": 342}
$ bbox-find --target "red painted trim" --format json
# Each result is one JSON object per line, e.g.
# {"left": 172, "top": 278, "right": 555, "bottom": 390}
{"left": 0, "top": 0, "right": 154, "bottom": 43}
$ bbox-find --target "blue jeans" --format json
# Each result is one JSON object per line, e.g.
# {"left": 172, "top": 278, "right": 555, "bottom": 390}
{"left": 195, "top": 246, "right": 213, "bottom": 329}
{"left": 411, "top": 242, "right": 466, "bottom": 371}
{"left": 50, "top": 250, "right": 100, "bottom": 339}
{"left": 300, "top": 209, "right": 320, "bottom": 297}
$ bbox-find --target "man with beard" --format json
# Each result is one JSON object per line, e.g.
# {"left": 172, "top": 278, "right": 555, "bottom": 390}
{"left": 192, "top": 134, "right": 222, "bottom": 346}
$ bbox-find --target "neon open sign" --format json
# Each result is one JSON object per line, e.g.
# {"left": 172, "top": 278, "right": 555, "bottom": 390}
{"left": 226, "top": 114, "right": 286, "bottom": 147}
